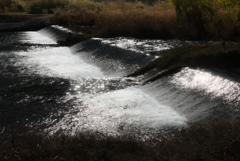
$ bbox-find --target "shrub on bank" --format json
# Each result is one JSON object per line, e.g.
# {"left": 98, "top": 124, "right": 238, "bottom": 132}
{"left": 51, "top": 0, "right": 240, "bottom": 41}
{"left": 0, "top": 0, "right": 25, "bottom": 12}
{"left": 51, "top": 1, "right": 196, "bottom": 39}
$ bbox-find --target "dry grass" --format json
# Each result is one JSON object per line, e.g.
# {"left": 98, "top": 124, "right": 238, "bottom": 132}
{"left": 97, "top": 8, "right": 177, "bottom": 38}
{"left": 1, "top": 0, "right": 239, "bottom": 40}
{"left": 51, "top": 1, "right": 196, "bottom": 39}
{"left": 1, "top": 121, "right": 240, "bottom": 161}
{"left": 51, "top": 0, "right": 240, "bottom": 40}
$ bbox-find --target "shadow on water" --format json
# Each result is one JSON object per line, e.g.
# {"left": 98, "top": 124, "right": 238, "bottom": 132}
{"left": 1, "top": 26, "right": 240, "bottom": 137}
{"left": 0, "top": 32, "right": 58, "bottom": 52}
{"left": 0, "top": 71, "right": 72, "bottom": 133}
{"left": 0, "top": 31, "right": 71, "bottom": 133}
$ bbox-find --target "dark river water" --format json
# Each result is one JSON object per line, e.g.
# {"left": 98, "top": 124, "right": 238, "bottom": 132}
{"left": 1, "top": 26, "right": 240, "bottom": 137}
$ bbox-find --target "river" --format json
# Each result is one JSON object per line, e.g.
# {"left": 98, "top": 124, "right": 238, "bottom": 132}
{"left": 0, "top": 26, "right": 240, "bottom": 137}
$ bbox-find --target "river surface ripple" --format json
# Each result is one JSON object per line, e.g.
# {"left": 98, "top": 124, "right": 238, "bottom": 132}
{"left": 0, "top": 28, "right": 239, "bottom": 137}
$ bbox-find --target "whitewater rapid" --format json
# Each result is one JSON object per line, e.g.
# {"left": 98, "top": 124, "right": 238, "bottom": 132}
{"left": 1, "top": 26, "right": 239, "bottom": 136}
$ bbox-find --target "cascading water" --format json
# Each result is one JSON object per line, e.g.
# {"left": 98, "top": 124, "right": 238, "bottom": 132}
{"left": 0, "top": 26, "right": 240, "bottom": 137}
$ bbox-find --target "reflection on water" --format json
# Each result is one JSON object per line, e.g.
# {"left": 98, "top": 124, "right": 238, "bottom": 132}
{"left": 20, "top": 31, "right": 57, "bottom": 45}
{"left": 170, "top": 68, "right": 240, "bottom": 106}
{"left": 48, "top": 86, "right": 186, "bottom": 135}
{"left": 14, "top": 47, "right": 106, "bottom": 79}
{"left": 0, "top": 26, "right": 240, "bottom": 137}
{"left": 95, "top": 37, "right": 193, "bottom": 57}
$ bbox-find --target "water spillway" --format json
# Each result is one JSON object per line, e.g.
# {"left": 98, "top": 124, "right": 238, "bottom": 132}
{"left": 0, "top": 26, "right": 239, "bottom": 136}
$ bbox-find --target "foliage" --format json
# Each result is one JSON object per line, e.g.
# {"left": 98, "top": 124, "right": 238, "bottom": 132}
{"left": 0, "top": 0, "right": 25, "bottom": 12}
{"left": 51, "top": 1, "right": 179, "bottom": 39}
{"left": 218, "top": 0, "right": 240, "bottom": 9}
{"left": 124, "top": 0, "right": 159, "bottom": 5}
{"left": 135, "top": 0, "right": 144, "bottom": 9}
{"left": 218, "top": 0, "right": 240, "bottom": 27}
{"left": 169, "top": 0, "right": 216, "bottom": 40}
{"left": 1, "top": 0, "right": 239, "bottom": 41}
{"left": 27, "top": 0, "right": 68, "bottom": 14}
{"left": 169, "top": 0, "right": 240, "bottom": 41}
{"left": 64, "top": 0, "right": 103, "bottom": 11}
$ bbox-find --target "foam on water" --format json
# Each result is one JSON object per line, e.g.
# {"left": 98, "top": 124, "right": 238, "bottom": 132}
{"left": 38, "top": 25, "right": 72, "bottom": 41}
{"left": 95, "top": 37, "right": 193, "bottom": 57}
{"left": 47, "top": 87, "right": 186, "bottom": 135}
{"left": 49, "top": 25, "right": 74, "bottom": 33}
{"left": 170, "top": 67, "right": 240, "bottom": 105}
{"left": 19, "top": 31, "right": 57, "bottom": 45}
{"left": 6, "top": 30, "right": 238, "bottom": 136}
{"left": 14, "top": 47, "right": 106, "bottom": 79}
{"left": 82, "top": 87, "right": 186, "bottom": 127}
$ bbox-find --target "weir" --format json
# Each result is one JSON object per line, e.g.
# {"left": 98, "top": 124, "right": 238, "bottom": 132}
{"left": 71, "top": 38, "right": 155, "bottom": 77}
{"left": 0, "top": 25, "right": 240, "bottom": 136}
{"left": 38, "top": 25, "right": 71, "bottom": 41}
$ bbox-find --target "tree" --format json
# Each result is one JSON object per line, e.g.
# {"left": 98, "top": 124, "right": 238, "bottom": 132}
{"left": 169, "top": 0, "right": 240, "bottom": 41}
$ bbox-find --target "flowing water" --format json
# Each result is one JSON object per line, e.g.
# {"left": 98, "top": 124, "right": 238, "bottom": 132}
{"left": 0, "top": 26, "right": 240, "bottom": 137}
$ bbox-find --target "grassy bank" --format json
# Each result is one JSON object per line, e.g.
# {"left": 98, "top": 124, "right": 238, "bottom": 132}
{"left": 1, "top": 122, "right": 240, "bottom": 161}
{"left": 129, "top": 43, "right": 240, "bottom": 82}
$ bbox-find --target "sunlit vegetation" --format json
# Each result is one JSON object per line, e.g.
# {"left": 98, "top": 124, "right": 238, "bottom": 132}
{"left": 169, "top": 0, "right": 240, "bottom": 41}
{"left": 51, "top": 0, "right": 180, "bottom": 39}
{"left": 1, "top": 0, "right": 240, "bottom": 40}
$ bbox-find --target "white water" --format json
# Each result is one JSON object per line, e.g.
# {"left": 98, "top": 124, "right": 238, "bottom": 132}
{"left": 20, "top": 31, "right": 57, "bottom": 44}
{"left": 9, "top": 29, "right": 240, "bottom": 136}
{"left": 11, "top": 30, "right": 188, "bottom": 135}
{"left": 48, "top": 87, "right": 186, "bottom": 135}
{"left": 13, "top": 29, "right": 106, "bottom": 79}
{"left": 170, "top": 68, "right": 240, "bottom": 105}
{"left": 96, "top": 37, "right": 192, "bottom": 57}
{"left": 14, "top": 47, "right": 106, "bottom": 79}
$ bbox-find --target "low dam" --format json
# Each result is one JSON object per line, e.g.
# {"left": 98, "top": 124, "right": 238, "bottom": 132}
{"left": 0, "top": 26, "right": 239, "bottom": 137}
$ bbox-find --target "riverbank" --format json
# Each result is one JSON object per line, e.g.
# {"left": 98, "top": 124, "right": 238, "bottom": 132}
{"left": 0, "top": 14, "right": 52, "bottom": 32}
{"left": 50, "top": 0, "right": 240, "bottom": 41}
{"left": 1, "top": 0, "right": 240, "bottom": 41}
{"left": 128, "top": 43, "right": 240, "bottom": 83}
{"left": 1, "top": 121, "right": 240, "bottom": 161}
{"left": 1, "top": 13, "right": 240, "bottom": 78}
